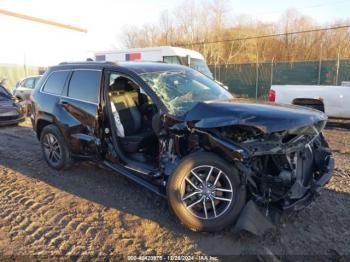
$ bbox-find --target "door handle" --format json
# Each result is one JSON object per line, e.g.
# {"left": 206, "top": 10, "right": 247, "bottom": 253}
{"left": 58, "top": 99, "right": 69, "bottom": 106}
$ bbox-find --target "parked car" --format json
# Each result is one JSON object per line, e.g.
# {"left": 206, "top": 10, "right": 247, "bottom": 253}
{"left": 31, "top": 62, "right": 334, "bottom": 232}
{"left": 13, "top": 75, "right": 41, "bottom": 100}
{"left": 13, "top": 75, "right": 41, "bottom": 116}
{"left": 269, "top": 84, "right": 350, "bottom": 118}
{"left": 0, "top": 84, "right": 25, "bottom": 126}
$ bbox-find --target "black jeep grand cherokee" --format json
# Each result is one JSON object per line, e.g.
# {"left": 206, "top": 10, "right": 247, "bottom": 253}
{"left": 31, "top": 61, "right": 334, "bottom": 232}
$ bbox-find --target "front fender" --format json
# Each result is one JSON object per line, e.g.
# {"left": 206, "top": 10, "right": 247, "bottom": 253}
{"left": 195, "top": 129, "right": 249, "bottom": 162}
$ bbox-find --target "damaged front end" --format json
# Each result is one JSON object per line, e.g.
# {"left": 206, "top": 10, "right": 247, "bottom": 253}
{"left": 202, "top": 123, "right": 333, "bottom": 235}
{"left": 167, "top": 101, "right": 334, "bottom": 234}
{"left": 187, "top": 122, "right": 334, "bottom": 217}
{"left": 215, "top": 123, "right": 334, "bottom": 212}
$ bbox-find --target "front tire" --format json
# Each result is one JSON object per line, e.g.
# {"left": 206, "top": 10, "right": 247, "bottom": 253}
{"left": 40, "top": 124, "right": 72, "bottom": 170}
{"left": 167, "top": 152, "right": 246, "bottom": 232}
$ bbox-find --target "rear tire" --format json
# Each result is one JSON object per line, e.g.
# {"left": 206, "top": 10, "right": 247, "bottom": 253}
{"left": 40, "top": 124, "right": 72, "bottom": 170}
{"left": 167, "top": 152, "right": 246, "bottom": 232}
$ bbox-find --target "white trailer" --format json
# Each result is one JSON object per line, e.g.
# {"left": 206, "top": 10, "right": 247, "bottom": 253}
{"left": 93, "top": 46, "right": 213, "bottom": 78}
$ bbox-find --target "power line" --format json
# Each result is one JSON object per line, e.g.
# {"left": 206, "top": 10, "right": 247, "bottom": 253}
{"left": 176, "top": 24, "right": 350, "bottom": 46}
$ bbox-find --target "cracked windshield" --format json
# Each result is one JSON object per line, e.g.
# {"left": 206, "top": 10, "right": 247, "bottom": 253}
{"left": 140, "top": 68, "right": 232, "bottom": 116}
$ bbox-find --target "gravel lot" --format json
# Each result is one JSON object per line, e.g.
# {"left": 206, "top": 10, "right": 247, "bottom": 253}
{"left": 0, "top": 118, "right": 349, "bottom": 260}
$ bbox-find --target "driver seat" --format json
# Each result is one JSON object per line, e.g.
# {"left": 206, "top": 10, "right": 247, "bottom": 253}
{"left": 109, "top": 78, "right": 156, "bottom": 153}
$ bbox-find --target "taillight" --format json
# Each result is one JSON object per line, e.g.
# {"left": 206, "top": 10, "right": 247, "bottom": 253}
{"left": 268, "top": 89, "right": 276, "bottom": 102}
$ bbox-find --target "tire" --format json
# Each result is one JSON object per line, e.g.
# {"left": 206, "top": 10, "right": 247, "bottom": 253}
{"left": 167, "top": 152, "right": 246, "bottom": 232}
{"left": 40, "top": 124, "right": 72, "bottom": 170}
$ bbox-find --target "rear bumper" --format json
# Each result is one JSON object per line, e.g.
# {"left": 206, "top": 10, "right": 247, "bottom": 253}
{"left": 283, "top": 156, "right": 335, "bottom": 211}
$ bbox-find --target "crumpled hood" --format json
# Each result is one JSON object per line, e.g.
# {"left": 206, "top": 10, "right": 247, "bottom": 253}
{"left": 184, "top": 100, "right": 327, "bottom": 133}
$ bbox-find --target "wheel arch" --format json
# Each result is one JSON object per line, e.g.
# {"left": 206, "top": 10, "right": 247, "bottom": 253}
{"left": 35, "top": 115, "right": 54, "bottom": 140}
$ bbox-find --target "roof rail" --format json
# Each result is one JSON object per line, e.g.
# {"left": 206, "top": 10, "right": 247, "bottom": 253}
{"left": 58, "top": 61, "right": 116, "bottom": 65}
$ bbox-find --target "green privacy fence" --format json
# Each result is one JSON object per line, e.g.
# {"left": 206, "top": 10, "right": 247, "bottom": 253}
{"left": 209, "top": 59, "right": 350, "bottom": 100}
{"left": 0, "top": 64, "right": 41, "bottom": 91}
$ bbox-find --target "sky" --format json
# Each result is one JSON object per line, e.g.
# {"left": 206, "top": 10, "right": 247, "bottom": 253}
{"left": 0, "top": 0, "right": 349, "bottom": 66}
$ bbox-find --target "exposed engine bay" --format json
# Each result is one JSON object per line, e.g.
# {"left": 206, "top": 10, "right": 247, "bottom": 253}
{"left": 216, "top": 121, "right": 332, "bottom": 209}
{"left": 160, "top": 117, "right": 333, "bottom": 216}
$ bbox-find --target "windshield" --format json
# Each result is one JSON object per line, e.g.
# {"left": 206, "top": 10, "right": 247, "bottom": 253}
{"left": 190, "top": 58, "right": 213, "bottom": 78}
{"left": 0, "top": 85, "right": 12, "bottom": 99}
{"left": 140, "top": 68, "right": 233, "bottom": 116}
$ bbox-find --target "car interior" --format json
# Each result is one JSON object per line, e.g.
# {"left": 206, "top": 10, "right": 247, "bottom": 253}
{"left": 107, "top": 73, "right": 160, "bottom": 166}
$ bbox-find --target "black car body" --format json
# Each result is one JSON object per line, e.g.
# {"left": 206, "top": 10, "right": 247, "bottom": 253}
{"left": 0, "top": 85, "right": 25, "bottom": 126}
{"left": 31, "top": 61, "right": 334, "bottom": 232}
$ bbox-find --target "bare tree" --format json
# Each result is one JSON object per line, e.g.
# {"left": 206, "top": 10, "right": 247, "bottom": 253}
{"left": 122, "top": 3, "right": 350, "bottom": 64}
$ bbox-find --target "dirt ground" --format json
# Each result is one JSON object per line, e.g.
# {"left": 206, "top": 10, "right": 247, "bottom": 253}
{"left": 0, "top": 118, "right": 349, "bottom": 260}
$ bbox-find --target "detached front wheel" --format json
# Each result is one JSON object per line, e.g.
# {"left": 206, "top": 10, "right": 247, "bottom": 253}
{"left": 167, "top": 152, "right": 246, "bottom": 232}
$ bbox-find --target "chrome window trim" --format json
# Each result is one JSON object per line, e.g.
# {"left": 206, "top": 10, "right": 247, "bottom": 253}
{"left": 39, "top": 69, "right": 102, "bottom": 106}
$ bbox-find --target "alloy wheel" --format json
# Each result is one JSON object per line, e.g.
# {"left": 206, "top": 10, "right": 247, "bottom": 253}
{"left": 181, "top": 165, "right": 234, "bottom": 220}
{"left": 42, "top": 133, "right": 62, "bottom": 164}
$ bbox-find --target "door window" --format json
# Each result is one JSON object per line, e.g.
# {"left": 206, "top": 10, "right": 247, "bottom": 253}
{"left": 42, "top": 71, "right": 70, "bottom": 95}
{"left": 68, "top": 70, "right": 100, "bottom": 103}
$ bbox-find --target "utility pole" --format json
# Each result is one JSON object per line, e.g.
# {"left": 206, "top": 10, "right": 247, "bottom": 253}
{"left": 0, "top": 8, "right": 87, "bottom": 33}
{"left": 318, "top": 43, "right": 323, "bottom": 85}
{"left": 23, "top": 52, "right": 27, "bottom": 76}
{"left": 336, "top": 47, "right": 340, "bottom": 85}
{"left": 270, "top": 57, "right": 275, "bottom": 88}
{"left": 255, "top": 51, "right": 259, "bottom": 101}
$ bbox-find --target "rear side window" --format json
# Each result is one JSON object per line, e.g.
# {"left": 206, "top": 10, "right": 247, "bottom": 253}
{"left": 23, "top": 78, "right": 35, "bottom": 88}
{"left": 68, "top": 70, "right": 100, "bottom": 103}
{"left": 43, "top": 71, "right": 70, "bottom": 95}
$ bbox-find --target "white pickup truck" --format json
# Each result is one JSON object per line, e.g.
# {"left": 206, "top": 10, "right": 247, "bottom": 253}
{"left": 269, "top": 84, "right": 350, "bottom": 118}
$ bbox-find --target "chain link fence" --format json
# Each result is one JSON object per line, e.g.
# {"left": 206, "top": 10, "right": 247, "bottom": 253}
{"left": 209, "top": 59, "right": 350, "bottom": 100}
{"left": 2, "top": 60, "right": 350, "bottom": 97}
